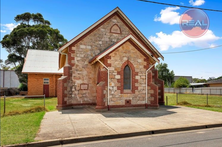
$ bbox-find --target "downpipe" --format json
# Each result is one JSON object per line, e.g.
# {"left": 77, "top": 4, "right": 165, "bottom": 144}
{"left": 97, "top": 59, "right": 110, "bottom": 111}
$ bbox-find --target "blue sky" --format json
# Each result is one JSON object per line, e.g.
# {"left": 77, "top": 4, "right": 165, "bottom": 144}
{"left": 1, "top": 0, "right": 222, "bottom": 79}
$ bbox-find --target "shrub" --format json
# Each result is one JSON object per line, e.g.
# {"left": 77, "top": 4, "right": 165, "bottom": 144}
{"left": 18, "top": 83, "right": 28, "bottom": 91}
{"left": 174, "top": 77, "right": 190, "bottom": 88}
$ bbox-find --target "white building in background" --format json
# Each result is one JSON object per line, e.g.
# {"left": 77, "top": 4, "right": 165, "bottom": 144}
{"left": 0, "top": 70, "right": 20, "bottom": 88}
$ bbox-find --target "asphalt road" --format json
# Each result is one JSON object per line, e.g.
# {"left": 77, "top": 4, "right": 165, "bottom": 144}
{"left": 52, "top": 127, "right": 222, "bottom": 147}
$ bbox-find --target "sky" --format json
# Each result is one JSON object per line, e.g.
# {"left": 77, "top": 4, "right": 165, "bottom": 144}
{"left": 1, "top": 0, "right": 222, "bottom": 79}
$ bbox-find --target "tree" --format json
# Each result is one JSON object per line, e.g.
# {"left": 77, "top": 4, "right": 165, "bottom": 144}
{"left": 0, "top": 59, "right": 10, "bottom": 70}
{"left": 1, "top": 12, "right": 67, "bottom": 83}
{"left": 156, "top": 63, "right": 175, "bottom": 87}
{"left": 216, "top": 76, "right": 222, "bottom": 80}
{"left": 193, "top": 78, "right": 207, "bottom": 83}
{"left": 207, "top": 76, "right": 222, "bottom": 82}
{"left": 174, "top": 77, "right": 190, "bottom": 88}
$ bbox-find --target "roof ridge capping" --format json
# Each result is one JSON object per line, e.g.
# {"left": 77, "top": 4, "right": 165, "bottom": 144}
{"left": 58, "top": 7, "right": 163, "bottom": 60}
{"left": 28, "top": 49, "right": 59, "bottom": 53}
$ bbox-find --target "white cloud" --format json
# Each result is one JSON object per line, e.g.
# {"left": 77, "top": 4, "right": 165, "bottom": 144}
{"left": 189, "top": 0, "right": 205, "bottom": 6}
{"left": 149, "top": 30, "right": 221, "bottom": 51}
{"left": 154, "top": 7, "right": 181, "bottom": 25}
{"left": 0, "top": 23, "right": 18, "bottom": 33}
{"left": 209, "top": 44, "right": 216, "bottom": 48}
{"left": 0, "top": 30, "right": 6, "bottom": 33}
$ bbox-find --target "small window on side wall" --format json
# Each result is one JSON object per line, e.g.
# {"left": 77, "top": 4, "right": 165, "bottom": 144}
{"left": 43, "top": 78, "right": 49, "bottom": 85}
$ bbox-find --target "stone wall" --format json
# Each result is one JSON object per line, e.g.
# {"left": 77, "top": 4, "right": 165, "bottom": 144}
{"left": 64, "top": 14, "right": 134, "bottom": 105}
{"left": 152, "top": 69, "right": 164, "bottom": 105}
{"left": 59, "top": 12, "right": 162, "bottom": 108}
{"left": 147, "top": 70, "right": 159, "bottom": 107}
{"left": 105, "top": 40, "right": 151, "bottom": 105}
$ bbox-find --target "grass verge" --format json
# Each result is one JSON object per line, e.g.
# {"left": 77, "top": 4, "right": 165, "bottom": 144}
{"left": 0, "top": 97, "right": 57, "bottom": 145}
{"left": 165, "top": 93, "right": 222, "bottom": 112}
{"left": 1, "top": 112, "right": 45, "bottom": 146}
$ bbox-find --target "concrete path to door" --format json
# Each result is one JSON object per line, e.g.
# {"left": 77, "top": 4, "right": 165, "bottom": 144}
{"left": 35, "top": 106, "right": 222, "bottom": 141}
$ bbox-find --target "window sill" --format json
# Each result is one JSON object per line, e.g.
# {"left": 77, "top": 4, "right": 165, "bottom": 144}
{"left": 123, "top": 90, "right": 133, "bottom": 94}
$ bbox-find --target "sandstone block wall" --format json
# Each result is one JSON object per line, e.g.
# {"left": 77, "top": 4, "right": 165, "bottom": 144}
{"left": 64, "top": 15, "right": 134, "bottom": 104}
{"left": 106, "top": 40, "right": 150, "bottom": 105}
{"left": 59, "top": 13, "right": 163, "bottom": 108}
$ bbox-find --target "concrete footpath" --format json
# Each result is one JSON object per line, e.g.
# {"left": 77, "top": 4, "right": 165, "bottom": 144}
{"left": 8, "top": 106, "right": 222, "bottom": 147}
{"left": 35, "top": 106, "right": 222, "bottom": 140}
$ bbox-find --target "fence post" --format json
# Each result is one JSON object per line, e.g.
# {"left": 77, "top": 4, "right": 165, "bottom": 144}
{"left": 220, "top": 89, "right": 222, "bottom": 95}
{"left": 166, "top": 96, "right": 168, "bottom": 106}
{"left": 207, "top": 94, "right": 208, "bottom": 105}
{"left": 44, "top": 94, "right": 45, "bottom": 110}
{"left": 4, "top": 95, "right": 6, "bottom": 115}
{"left": 176, "top": 93, "right": 178, "bottom": 104}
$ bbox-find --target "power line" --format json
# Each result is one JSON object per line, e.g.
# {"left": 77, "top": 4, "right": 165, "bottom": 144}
{"left": 138, "top": 0, "right": 222, "bottom": 12}
{"left": 161, "top": 45, "right": 222, "bottom": 54}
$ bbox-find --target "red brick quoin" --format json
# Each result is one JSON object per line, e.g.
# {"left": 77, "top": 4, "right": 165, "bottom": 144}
{"left": 117, "top": 60, "right": 138, "bottom": 94}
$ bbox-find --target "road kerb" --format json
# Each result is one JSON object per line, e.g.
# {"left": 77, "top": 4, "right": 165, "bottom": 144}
{"left": 5, "top": 123, "right": 222, "bottom": 147}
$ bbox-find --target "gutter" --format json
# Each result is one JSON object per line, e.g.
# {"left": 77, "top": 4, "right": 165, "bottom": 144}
{"left": 97, "top": 59, "right": 110, "bottom": 111}
{"left": 145, "top": 64, "right": 155, "bottom": 108}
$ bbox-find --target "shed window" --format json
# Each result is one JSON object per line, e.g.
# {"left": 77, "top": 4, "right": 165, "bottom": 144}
{"left": 43, "top": 78, "right": 49, "bottom": 85}
{"left": 124, "top": 65, "right": 131, "bottom": 89}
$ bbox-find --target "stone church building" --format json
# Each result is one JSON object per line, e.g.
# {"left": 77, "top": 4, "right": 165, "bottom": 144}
{"left": 57, "top": 7, "right": 164, "bottom": 110}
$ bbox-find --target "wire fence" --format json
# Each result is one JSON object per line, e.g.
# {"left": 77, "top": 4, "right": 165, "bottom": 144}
{"left": 165, "top": 93, "right": 222, "bottom": 107}
{"left": 1, "top": 95, "right": 47, "bottom": 116}
{"left": 165, "top": 87, "right": 222, "bottom": 95}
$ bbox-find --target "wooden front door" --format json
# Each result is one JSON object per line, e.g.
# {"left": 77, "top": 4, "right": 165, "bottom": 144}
{"left": 43, "top": 85, "right": 49, "bottom": 97}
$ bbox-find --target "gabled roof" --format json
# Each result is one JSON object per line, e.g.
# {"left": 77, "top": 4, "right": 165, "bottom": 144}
{"left": 89, "top": 34, "right": 159, "bottom": 64}
{"left": 207, "top": 78, "right": 222, "bottom": 84}
{"left": 22, "top": 49, "right": 63, "bottom": 74}
{"left": 59, "top": 7, "right": 164, "bottom": 60}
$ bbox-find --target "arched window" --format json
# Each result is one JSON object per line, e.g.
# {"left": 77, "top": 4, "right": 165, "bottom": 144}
{"left": 124, "top": 65, "right": 131, "bottom": 89}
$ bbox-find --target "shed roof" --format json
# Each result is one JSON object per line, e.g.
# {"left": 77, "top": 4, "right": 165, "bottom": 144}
{"left": 22, "top": 49, "right": 63, "bottom": 74}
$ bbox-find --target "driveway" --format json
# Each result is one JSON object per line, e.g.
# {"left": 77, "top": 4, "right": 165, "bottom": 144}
{"left": 35, "top": 106, "right": 222, "bottom": 141}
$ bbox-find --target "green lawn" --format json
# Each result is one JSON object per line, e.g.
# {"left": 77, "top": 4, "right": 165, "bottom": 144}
{"left": 1, "top": 97, "right": 57, "bottom": 116}
{"left": 1, "top": 112, "right": 45, "bottom": 146}
{"left": 165, "top": 93, "right": 222, "bottom": 112}
{"left": 0, "top": 97, "right": 57, "bottom": 146}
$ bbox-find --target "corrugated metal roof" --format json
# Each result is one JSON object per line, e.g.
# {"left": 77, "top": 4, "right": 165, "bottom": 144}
{"left": 22, "top": 49, "right": 63, "bottom": 74}
{"left": 190, "top": 83, "right": 205, "bottom": 86}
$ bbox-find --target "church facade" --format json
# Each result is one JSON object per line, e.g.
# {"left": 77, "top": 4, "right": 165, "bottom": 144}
{"left": 57, "top": 7, "right": 164, "bottom": 110}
